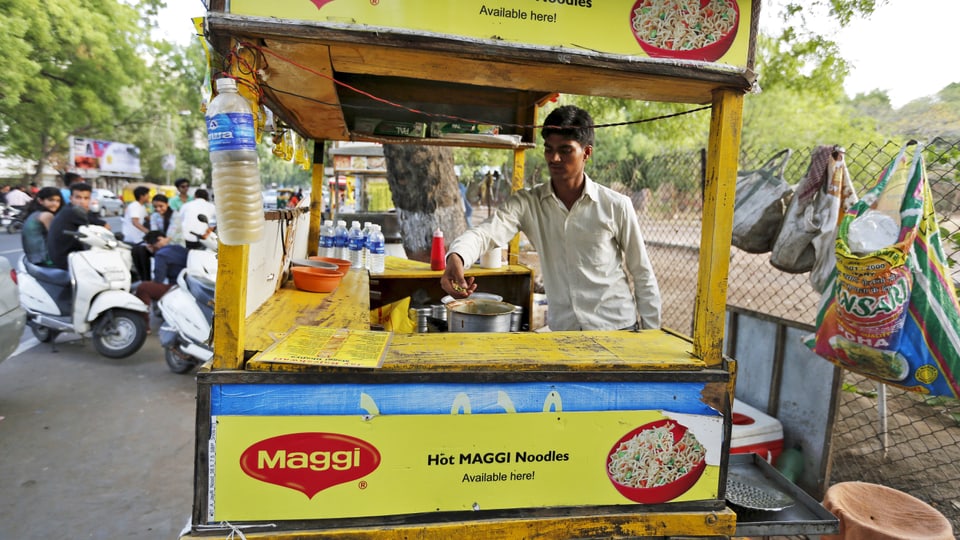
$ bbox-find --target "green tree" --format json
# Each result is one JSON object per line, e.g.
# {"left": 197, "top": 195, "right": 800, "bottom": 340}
{"left": 0, "top": 0, "right": 162, "bottom": 181}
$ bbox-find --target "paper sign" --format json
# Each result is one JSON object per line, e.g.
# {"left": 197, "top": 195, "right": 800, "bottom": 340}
{"left": 257, "top": 327, "right": 390, "bottom": 368}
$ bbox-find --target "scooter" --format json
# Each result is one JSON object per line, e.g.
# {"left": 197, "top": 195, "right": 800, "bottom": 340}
{"left": 1, "top": 203, "right": 23, "bottom": 233}
{"left": 157, "top": 222, "right": 218, "bottom": 374}
{"left": 16, "top": 225, "right": 149, "bottom": 358}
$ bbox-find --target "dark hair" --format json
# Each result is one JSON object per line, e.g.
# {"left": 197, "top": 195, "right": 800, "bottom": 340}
{"left": 152, "top": 194, "right": 169, "bottom": 204}
{"left": 133, "top": 186, "right": 150, "bottom": 200}
{"left": 152, "top": 194, "right": 173, "bottom": 233}
{"left": 22, "top": 187, "right": 63, "bottom": 215}
{"left": 175, "top": 178, "right": 190, "bottom": 189}
{"left": 194, "top": 188, "right": 210, "bottom": 201}
{"left": 541, "top": 105, "right": 595, "bottom": 147}
{"left": 144, "top": 230, "right": 164, "bottom": 245}
{"left": 70, "top": 182, "right": 92, "bottom": 195}
{"left": 63, "top": 172, "right": 82, "bottom": 186}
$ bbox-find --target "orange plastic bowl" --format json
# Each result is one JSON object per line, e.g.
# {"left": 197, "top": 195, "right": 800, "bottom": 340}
{"left": 291, "top": 266, "right": 344, "bottom": 293}
{"left": 606, "top": 419, "right": 707, "bottom": 504}
{"left": 629, "top": 0, "right": 739, "bottom": 63}
{"left": 309, "top": 256, "right": 352, "bottom": 274}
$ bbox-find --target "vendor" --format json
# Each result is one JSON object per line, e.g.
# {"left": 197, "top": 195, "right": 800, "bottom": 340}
{"left": 440, "top": 105, "right": 661, "bottom": 331}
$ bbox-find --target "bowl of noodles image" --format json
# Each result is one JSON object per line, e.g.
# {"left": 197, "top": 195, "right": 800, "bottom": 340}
{"left": 629, "top": 0, "right": 740, "bottom": 62}
{"left": 607, "top": 419, "right": 707, "bottom": 503}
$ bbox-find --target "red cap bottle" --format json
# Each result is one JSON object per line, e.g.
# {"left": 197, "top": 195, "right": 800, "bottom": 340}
{"left": 430, "top": 229, "right": 446, "bottom": 271}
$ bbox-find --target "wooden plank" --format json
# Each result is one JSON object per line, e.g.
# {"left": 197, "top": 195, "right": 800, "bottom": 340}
{"left": 693, "top": 89, "right": 743, "bottom": 366}
{"left": 179, "top": 508, "right": 736, "bottom": 539}
{"left": 213, "top": 243, "right": 249, "bottom": 370}
{"left": 244, "top": 269, "right": 371, "bottom": 353}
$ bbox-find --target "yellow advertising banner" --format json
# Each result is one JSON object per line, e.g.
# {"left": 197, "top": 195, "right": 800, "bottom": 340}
{"left": 257, "top": 327, "right": 390, "bottom": 368}
{"left": 229, "top": 0, "right": 752, "bottom": 68}
{"left": 212, "top": 410, "right": 721, "bottom": 521}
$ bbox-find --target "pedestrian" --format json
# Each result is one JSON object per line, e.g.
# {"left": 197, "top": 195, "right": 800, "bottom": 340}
{"left": 170, "top": 178, "right": 193, "bottom": 211}
{"left": 179, "top": 189, "right": 217, "bottom": 250}
{"left": 4, "top": 185, "right": 32, "bottom": 208}
{"left": 134, "top": 231, "right": 189, "bottom": 329}
{"left": 440, "top": 105, "right": 661, "bottom": 331}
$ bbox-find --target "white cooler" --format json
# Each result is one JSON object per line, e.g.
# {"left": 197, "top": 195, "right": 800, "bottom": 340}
{"left": 730, "top": 400, "right": 784, "bottom": 463}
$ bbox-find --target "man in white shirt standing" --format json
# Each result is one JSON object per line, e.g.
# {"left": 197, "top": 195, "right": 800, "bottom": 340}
{"left": 440, "top": 105, "right": 661, "bottom": 331}
{"left": 179, "top": 188, "right": 217, "bottom": 250}
{"left": 121, "top": 186, "right": 150, "bottom": 245}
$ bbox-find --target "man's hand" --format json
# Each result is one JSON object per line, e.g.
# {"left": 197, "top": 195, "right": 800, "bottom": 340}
{"left": 440, "top": 253, "right": 476, "bottom": 298}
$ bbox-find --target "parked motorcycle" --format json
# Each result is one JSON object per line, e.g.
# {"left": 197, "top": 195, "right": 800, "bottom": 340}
{"left": 1, "top": 203, "right": 23, "bottom": 234}
{"left": 16, "top": 225, "right": 148, "bottom": 358}
{"left": 157, "top": 244, "right": 217, "bottom": 374}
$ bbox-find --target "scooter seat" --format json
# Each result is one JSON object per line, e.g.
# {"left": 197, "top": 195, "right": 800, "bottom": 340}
{"left": 24, "top": 259, "right": 70, "bottom": 286}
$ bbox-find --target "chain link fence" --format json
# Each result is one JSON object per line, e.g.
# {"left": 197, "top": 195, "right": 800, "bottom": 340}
{"left": 630, "top": 139, "right": 960, "bottom": 533}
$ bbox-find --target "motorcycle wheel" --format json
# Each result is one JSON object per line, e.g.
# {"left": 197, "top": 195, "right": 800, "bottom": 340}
{"left": 8, "top": 220, "right": 23, "bottom": 234}
{"left": 165, "top": 346, "right": 196, "bottom": 374}
{"left": 93, "top": 309, "right": 147, "bottom": 359}
{"left": 30, "top": 324, "right": 58, "bottom": 343}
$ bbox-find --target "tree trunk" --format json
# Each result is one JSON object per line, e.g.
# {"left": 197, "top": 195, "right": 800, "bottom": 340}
{"left": 383, "top": 145, "right": 466, "bottom": 262}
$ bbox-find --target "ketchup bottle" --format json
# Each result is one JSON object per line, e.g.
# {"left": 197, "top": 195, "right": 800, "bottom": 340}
{"left": 430, "top": 229, "right": 446, "bottom": 271}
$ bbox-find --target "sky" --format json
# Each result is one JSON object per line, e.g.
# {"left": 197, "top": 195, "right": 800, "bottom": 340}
{"left": 156, "top": 0, "right": 958, "bottom": 109}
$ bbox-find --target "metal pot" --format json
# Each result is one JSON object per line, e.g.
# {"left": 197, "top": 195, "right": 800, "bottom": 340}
{"left": 444, "top": 298, "right": 516, "bottom": 333}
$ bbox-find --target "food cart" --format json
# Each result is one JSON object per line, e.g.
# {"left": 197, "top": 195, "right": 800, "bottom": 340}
{"left": 181, "top": 1, "right": 838, "bottom": 538}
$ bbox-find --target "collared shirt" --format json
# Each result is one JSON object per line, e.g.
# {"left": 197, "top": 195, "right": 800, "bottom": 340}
{"left": 448, "top": 174, "right": 661, "bottom": 331}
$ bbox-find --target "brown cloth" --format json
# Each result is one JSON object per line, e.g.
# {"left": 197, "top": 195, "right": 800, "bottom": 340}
{"left": 822, "top": 481, "right": 953, "bottom": 540}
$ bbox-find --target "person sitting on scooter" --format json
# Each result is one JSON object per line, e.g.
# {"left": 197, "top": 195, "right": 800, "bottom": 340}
{"left": 134, "top": 231, "right": 190, "bottom": 328}
{"left": 21, "top": 187, "right": 63, "bottom": 267}
{"left": 47, "top": 183, "right": 106, "bottom": 270}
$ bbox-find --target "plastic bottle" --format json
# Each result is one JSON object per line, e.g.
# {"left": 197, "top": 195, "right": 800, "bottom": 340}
{"left": 368, "top": 224, "right": 385, "bottom": 273}
{"left": 205, "top": 77, "right": 264, "bottom": 245}
{"left": 775, "top": 444, "right": 804, "bottom": 483}
{"left": 348, "top": 221, "right": 364, "bottom": 269}
{"left": 319, "top": 219, "right": 335, "bottom": 257}
{"left": 333, "top": 219, "right": 349, "bottom": 260}
{"left": 361, "top": 222, "right": 372, "bottom": 270}
{"left": 430, "top": 228, "right": 446, "bottom": 271}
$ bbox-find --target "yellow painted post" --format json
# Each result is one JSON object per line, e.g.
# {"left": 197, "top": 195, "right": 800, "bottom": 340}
{"left": 693, "top": 88, "right": 743, "bottom": 366}
{"left": 212, "top": 243, "right": 249, "bottom": 369}
{"left": 308, "top": 140, "right": 325, "bottom": 256}
{"left": 508, "top": 147, "right": 525, "bottom": 264}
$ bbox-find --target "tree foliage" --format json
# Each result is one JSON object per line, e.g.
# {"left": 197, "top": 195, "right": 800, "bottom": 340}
{"left": 0, "top": 0, "right": 162, "bottom": 179}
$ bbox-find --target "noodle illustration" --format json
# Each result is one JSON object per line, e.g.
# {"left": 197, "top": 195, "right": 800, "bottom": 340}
{"left": 631, "top": 0, "right": 737, "bottom": 51}
{"left": 608, "top": 421, "right": 706, "bottom": 489}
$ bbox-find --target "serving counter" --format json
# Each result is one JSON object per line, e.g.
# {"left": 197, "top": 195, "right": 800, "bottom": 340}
{"left": 185, "top": 257, "right": 738, "bottom": 538}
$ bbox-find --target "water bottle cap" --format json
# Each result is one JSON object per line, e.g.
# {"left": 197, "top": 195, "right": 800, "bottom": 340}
{"left": 371, "top": 224, "right": 380, "bottom": 231}
{"left": 323, "top": 219, "right": 333, "bottom": 226}
{"left": 337, "top": 220, "right": 346, "bottom": 226}
{"left": 215, "top": 78, "right": 238, "bottom": 92}
{"left": 351, "top": 221, "right": 361, "bottom": 228}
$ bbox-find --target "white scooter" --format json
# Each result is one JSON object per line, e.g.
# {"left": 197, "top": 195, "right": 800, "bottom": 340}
{"left": 157, "top": 220, "right": 218, "bottom": 374}
{"left": 17, "top": 225, "right": 148, "bottom": 358}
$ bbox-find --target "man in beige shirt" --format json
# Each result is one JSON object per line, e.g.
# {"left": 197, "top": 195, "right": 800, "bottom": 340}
{"left": 441, "top": 105, "right": 661, "bottom": 331}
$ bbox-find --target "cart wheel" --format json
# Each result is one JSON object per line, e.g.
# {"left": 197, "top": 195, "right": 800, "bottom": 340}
{"left": 8, "top": 220, "right": 23, "bottom": 234}
{"left": 93, "top": 309, "right": 147, "bottom": 359}
{"left": 30, "top": 324, "right": 58, "bottom": 343}
{"left": 165, "top": 346, "right": 197, "bottom": 374}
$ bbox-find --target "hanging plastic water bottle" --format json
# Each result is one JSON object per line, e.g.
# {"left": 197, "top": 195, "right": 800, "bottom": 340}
{"left": 361, "top": 222, "right": 372, "bottom": 270}
{"left": 368, "top": 224, "right": 385, "bottom": 273}
{"left": 348, "top": 221, "right": 364, "bottom": 269}
{"left": 205, "top": 77, "right": 265, "bottom": 245}
{"left": 319, "top": 219, "right": 335, "bottom": 257}
{"left": 333, "top": 219, "right": 349, "bottom": 260}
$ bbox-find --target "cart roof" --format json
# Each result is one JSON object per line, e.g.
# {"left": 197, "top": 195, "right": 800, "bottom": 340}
{"left": 204, "top": 1, "right": 758, "bottom": 147}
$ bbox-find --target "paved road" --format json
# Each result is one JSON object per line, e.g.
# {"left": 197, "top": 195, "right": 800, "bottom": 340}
{"left": 0, "top": 224, "right": 197, "bottom": 539}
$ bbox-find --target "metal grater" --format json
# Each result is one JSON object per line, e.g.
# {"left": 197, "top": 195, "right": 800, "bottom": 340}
{"left": 726, "top": 475, "right": 795, "bottom": 511}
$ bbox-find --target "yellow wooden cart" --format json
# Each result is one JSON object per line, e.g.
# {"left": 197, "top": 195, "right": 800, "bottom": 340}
{"left": 180, "top": 1, "right": 837, "bottom": 538}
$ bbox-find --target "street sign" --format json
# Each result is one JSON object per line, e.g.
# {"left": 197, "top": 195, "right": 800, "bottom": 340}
{"left": 162, "top": 154, "right": 177, "bottom": 171}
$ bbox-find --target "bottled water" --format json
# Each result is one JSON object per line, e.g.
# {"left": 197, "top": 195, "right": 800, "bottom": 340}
{"left": 367, "top": 224, "right": 385, "bottom": 273}
{"left": 205, "top": 77, "right": 264, "bottom": 245}
{"left": 348, "top": 221, "right": 364, "bottom": 269}
{"left": 319, "top": 219, "right": 335, "bottom": 257}
{"left": 361, "top": 222, "right": 372, "bottom": 270}
{"left": 333, "top": 219, "right": 348, "bottom": 260}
